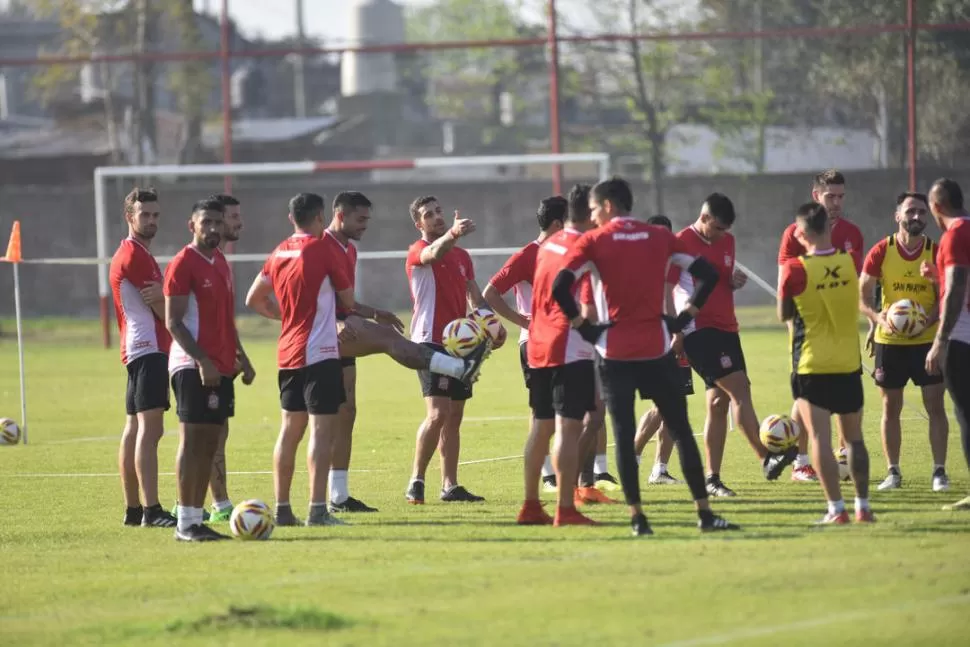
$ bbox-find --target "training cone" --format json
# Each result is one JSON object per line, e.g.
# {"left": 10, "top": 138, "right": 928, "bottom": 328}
{"left": 2, "top": 221, "right": 21, "bottom": 263}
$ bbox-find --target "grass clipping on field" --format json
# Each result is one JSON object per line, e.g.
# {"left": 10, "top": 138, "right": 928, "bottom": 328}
{"left": 167, "top": 604, "right": 353, "bottom": 634}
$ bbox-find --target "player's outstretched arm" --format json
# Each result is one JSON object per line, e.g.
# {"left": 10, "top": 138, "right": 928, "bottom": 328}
{"left": 418, "top": 211, "right": 475, "bottom": 265}
{"left": 244, "top": 274, "right": 281, "bottom": 321}
{"left": 482, "top": 283, "right": 529, "bottom": 330}
{"left": 165, "top": 294, "right": 219, "bottom": 386}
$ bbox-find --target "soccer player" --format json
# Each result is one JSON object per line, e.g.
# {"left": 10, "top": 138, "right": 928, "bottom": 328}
{"left": 404, "top": 196, "right": 500, "bottom": 504}
{"left": 778, "top": 202, "right": 874, "bottom": 524}
{"left": 859, "top": 192, "right": 949, "bottom": 492}
{"left": 676, "top": 194, "right": 795, "bottom": 496}
{"left": 778, "top": 170, "right": 864, "bottom": 481}
{"left": 551, "top": 177, "right": 739, "bottom": 536}
{"left": 633, "top": 214, "right": 683, "bottom": 485}
{"left": 109, "top": 187, "right": 177, "bottom": 528}
{"left": 518, "top": 185, "right": 602, "bottom": 525}
{"left": 165, "top": 198, "right": 250, "bottom": 541}
{"left": 246, "top": 194, "right": 488, "bottom": 524}
{"left": 925, "top": 178, "right": 970, "bottom": 511}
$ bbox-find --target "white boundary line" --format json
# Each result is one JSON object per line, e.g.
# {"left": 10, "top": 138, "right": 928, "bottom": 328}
{"left": 657, "top": 593, "right": 970, "bottom": 647}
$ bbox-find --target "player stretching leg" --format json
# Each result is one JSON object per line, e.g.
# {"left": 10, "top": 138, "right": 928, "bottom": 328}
{"left": 859, "top": 192, "right": 949, "bottom": 492}
{"left": 404, "top": 197, "right": 500, "bottom": 504}
{"left": 110, "top": 187, "right": 177, "bottom": 528}
{"left": 925, "top": 179, "right": 970, "bottom": 511}
{"left": 165, "top": 199, "right": 247, "bottom": 541}
{"left": 778, "top": 170, "right": 864, "bottom": 481}
{"left": 553, "top": 177, "right": 739, "bottom": 536}
{"left": 675, "top": 194, "right": 796, "bottom": 496}
{"left": 778, "top": 203, "right": 873, "bottom": 524}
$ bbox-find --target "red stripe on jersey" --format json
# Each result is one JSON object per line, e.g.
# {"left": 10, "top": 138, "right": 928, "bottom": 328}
{"left": 164, "top": 246, "right": 237, "bottom": 375}
{"left": 673, "top": 226, "right": 739, "bottom": 334}
{"left": 262, "top": 234, "right": 353, "bottom": 369}
{"left": 528, "top": 229, "right": 595, "bottom": 368}
{"left": 406, "top": 239, "right": 475, "bottom": 344}
{"left": 109, "top": 237, "right": 171, "bottom": 364}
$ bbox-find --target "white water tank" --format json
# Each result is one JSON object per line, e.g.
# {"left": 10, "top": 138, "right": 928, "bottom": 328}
{"left": 341, "top": 0, "right": 404, "bottom": 96}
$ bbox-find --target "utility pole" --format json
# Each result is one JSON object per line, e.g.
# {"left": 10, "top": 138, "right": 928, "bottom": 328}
{"left": 294, "top": 0, "right": 307, "bottom": 118}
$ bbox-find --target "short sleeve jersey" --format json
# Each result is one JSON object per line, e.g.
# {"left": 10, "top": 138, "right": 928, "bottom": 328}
{"left": 528, "top": 228, "right": 595, "bottom": 368}
{"left": 937, "top": 217, "right": 970, "bottom": 344}
{"left": 324, "top": 230, "right": 358, "bottom": 318}
{"left": 862, "top": 235, "right": 939, "bottom": 345}
{"left": 163, "top": 246, "right": 236, "bottom": 376}
{"left": 261, "top": 234, "right": 353, "bottom": 369}
{"left": 563, "top": 216, "right": 695, "bottom": 360}
{"left": 109, "top": 237, "right": 171, "bottom": 364}
{"left": 778, "top": 217, "right": 864, "bottom": 273}
{"left": 488, "top": 240, "right": 539, "bottom": 344}
{"left": 672, "top": 226, "right": 739, "bottom": 335}
{"left": 406, "top": 240, "right": 475, "bottom": 344}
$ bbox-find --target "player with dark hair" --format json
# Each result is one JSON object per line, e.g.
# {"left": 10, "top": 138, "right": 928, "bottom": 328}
{"left": 675, "top": 193, "right": 795, "bottom": 496}
{"left": 165, "top": 198, "right": 251, "bottom": 541}
{"left": 778, "top": 202, "right": 873, "bottom": 524}
{"left": 925, "top": 178, "right": 970, "bottom": 511}
{"left": 551, "top": 177, "right": 739, "bottom": 536}
{"left": 859, "top": 192, "right": 948, "bottom": 492}
{"left": 110, "top": 187, "right": 177, "bottom": 528}
{"left": 403, "top": 196, "right": 501, "bottom": 504}
{"left": 778, "top": 170, "right": 864, "bottom": 481}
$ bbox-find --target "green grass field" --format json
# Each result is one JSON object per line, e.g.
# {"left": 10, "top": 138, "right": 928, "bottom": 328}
{"left": 1, "top": 310, "right": 969, "bottom": 646}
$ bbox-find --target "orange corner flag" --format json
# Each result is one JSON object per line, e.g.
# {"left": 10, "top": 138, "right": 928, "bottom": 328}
{"left": 3, "top": 221, "right": 22, "bottom": 263}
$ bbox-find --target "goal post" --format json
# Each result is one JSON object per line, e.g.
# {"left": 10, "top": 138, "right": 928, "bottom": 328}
{"left": 92, "top": 152, "right": 613, "bottom": 349}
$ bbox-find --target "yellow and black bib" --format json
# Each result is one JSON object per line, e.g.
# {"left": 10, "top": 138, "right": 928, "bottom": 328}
{"left": 875, "top": 235, "right": 938, "bottom": 345}
{"left": 791, "top": 251, "right": 861, "bottom": 375}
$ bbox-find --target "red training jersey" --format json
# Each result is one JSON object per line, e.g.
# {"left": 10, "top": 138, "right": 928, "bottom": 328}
{"left": 488, "top": 240, "right": 539, "bottom": 345}
{"left": 528, "top": 228, "right": 595, "bottom": 368}
{"left": 778, "top": 217, "right": 864, "bottom": 273}
{"left": 671, "top": 226, "right": 738, "bottom": 335}
{"left": 164, "top": 246, "right": 236, "bottom": 376}
{"left": 937, "top": 217, "right": 970, "bottom": 344}
{"left": 324, "top": 230, "right": 357, "bottom": 318}
{"left": 406, "top": 240, "right": 475, "bottom": 344}
{"left": 564, "top": 216, "right": 695, "bottom": 361}
{"left": 109, "top": 237, "right": 171, "bottom": 364}
{"left": 260, "top": 234, "right": 353, "bottom": 370}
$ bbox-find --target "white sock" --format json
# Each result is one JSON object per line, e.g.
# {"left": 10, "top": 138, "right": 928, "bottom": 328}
{"left": 855, "top": 497, "right": 869, "bottom": 511}
{"left": 177, "top": 505, "right": 203, "bottom": 532}
{"left": 541, "top": 456, "right": 555, "bottom": 478}
{"left": 594, "top": 453, "right": 608, "bottom": 474}
{"left": 212, "top": 500, "right": 233, "bottom": 513}
{"left": 794, "top": 454, "right": 810, "bottom": 468}
{"left": 276, "top": 501, "right": 290, "bottom": 508}
{"left": 329, "top": 469, "right": 349, "bottom": 504}
{"left": 652, "top": 462, "right": 666, "bottom": 474}
{"left": 636, "top": 455, "right": 642, "bottom": 466}
{"left": 827, "top": 499, "right": 845, "bottom": 515}
{"left": 430, "top": 353, "right": 466, "bottom": 379}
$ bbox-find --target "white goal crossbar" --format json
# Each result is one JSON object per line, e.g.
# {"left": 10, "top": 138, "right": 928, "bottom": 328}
{"left": 86, "top": 152, "right": 612, "bottom": 348}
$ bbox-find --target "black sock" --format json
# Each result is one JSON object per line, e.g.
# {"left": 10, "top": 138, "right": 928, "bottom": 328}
{"left": 698, "top": 509, "right": 715, "bottom": 524}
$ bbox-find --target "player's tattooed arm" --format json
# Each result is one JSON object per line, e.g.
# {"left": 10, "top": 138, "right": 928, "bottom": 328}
{"left": 166, "top": 294, "right": 220, "bottom": 385}
{"left": 418, "top": 211, "right": 475, "bottom": 264}
{"left": 244, "top": 274, "right": 281, "bottom": 320}
{"left": 937, "top": 265, "right": 968, "bottom": 342}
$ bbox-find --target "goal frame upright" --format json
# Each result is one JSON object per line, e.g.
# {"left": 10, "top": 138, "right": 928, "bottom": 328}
{"left": 93, "top": 152, "right": 612, "bottom": 349}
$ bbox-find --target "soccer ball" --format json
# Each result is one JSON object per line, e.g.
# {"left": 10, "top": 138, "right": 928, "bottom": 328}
{"left": 229, "top": 499, "right": 274, "bottom": 541}
{"left": 835, "top": 447, "right": 851, "bottom": 482}
{"left": 886, "top": 299, "right": 927, "bottom": 338}
{"left": 0, "top": 418, "right": 21, "bottom": 445}
{"left": 471, "top": 308, "right": 504, "bottom": 341}
{"left": 759, "top": 414, "right": 799, "bottom": 453}
{"left": 442, "top": 317, "right": 484, "bottom": 358}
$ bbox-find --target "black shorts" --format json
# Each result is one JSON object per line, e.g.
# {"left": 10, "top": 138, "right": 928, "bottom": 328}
{"left": 417, "top": 342, "right": 472, "bottom": 401}
{"left": 678, "top": 364, "right": 695, "bottom": 396}
{"left": 873, "top": 342, "right": 943, "bottom": 389}
{"left": 519, "top": 342, "right": 532, "bottom": 390}
{"left": 791, "top": 371, "right": 864, "bottom": 415}
{"left": 125, "top": 352, "right": 170, "bottom": 415}
{"left": 683, "top": 328, "right": 747, "bottom": 390}
{"left": 278, "top": 359, "right": 346, "bottom": 415}
{"left": 529, "top": 360, "right": 597, "bottom": 421}
{"left": 597, "top": 352, "right": 685, "bottom": 404}
{"left": 171, "top": 369, "right": 234, "bottom": 425}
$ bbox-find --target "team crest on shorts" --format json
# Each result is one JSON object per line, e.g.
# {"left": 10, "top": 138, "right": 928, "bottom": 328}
{"left": 874, "top": 368, "right": 884, "bottom": 382}
{"left": 720, "top": 354, "right": 732, "bottom": 369}
{"left": 207, "top": 392, "right": 220, "bottom": 410}
{"left": 438, "top": 376, "right": 450, "bottom": 390}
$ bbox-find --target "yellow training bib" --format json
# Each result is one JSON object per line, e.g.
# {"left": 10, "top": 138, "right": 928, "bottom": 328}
{"left": 874, "top": 235, "right": 938, "bottom": 345}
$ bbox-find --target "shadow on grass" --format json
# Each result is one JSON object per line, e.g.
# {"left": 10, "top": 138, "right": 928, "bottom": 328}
{"left": 165, "top": 604, "right": 354, "bottom": 634}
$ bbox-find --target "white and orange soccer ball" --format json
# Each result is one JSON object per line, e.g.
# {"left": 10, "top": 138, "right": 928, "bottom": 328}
{"left": 229, "top": 499, "right": 274, "bottom": 541}
{"left": 0, "top": 418, "right": 21, "bottom": 446}
{"left": 442, "top": 317, "right": 485, "bottom": 358}
{"left": 759, "top": 414, "right": 799, "bottom": 453}
{"left": 471, "top": 308, "right": 504, "bottom": 341}
{"left": 886, "top": 299, "right": 927, "bottom": 338}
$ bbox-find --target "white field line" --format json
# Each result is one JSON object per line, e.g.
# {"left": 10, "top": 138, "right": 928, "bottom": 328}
{"left": 657, "top": 593, "right": 970, "bottom": 647}
{"left": 0, "top": 469, "right": 384, "bottom": 479}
